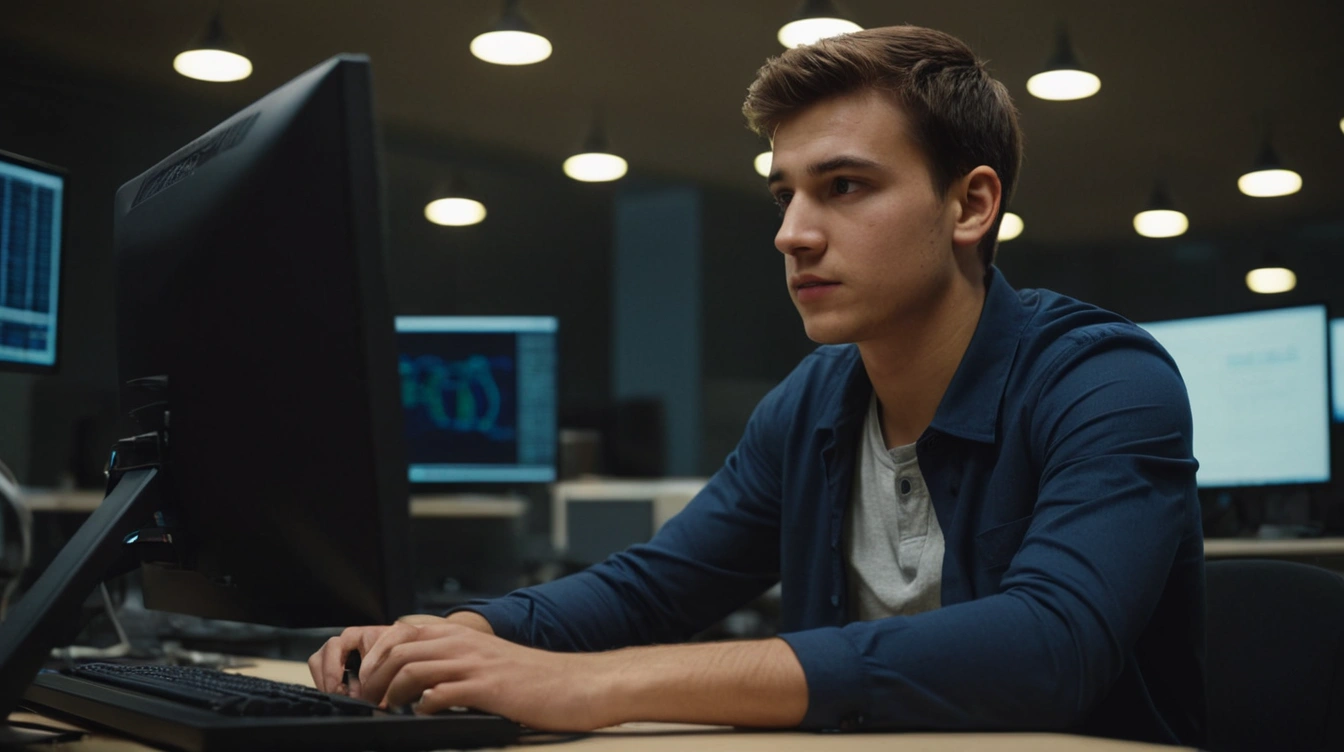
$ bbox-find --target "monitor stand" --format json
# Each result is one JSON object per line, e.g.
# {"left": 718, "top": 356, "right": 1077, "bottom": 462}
{"left": 0, "top": 466, "right": 161, "bottom": 722}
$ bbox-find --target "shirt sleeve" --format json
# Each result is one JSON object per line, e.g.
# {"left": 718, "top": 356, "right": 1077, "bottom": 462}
{"left": 450, "top": 385, "right": 788, "bottom": 653}
{"left": 778, "top": 332, "right": 1201, "bottom": 731}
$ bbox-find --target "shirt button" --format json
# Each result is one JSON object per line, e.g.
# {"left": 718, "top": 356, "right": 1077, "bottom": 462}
{"left": 830, "top": 594, "right": 840, "bottom": 607}
{"left": 899, "top": 478, "right": 912, "bottom": 494}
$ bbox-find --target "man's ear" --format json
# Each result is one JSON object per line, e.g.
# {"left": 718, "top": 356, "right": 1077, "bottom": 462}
{"left": 950, "top": 166, "right": 1002, "bottom": 250}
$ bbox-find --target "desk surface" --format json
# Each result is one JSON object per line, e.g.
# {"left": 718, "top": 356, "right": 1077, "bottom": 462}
{"left": 22, "top": 486, "right": 1344, "bottom": 561}
{"left": 21, "top": 488, "right": 527, "bottom": 518}
{"left": 10, "top": 658, "right": 1188, "bottom": 751}
{"left": 1202, "top": 536, "right": 1344, "bottom": 558}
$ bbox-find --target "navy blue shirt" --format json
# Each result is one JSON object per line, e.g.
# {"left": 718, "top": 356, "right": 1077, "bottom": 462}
{"left": 461, "top": 267, "right": 1206, "bottom": 745}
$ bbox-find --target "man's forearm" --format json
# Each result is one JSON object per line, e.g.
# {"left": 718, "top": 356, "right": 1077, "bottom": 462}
{"left": 593, "top": 638, "right": 808, "bottom": 728}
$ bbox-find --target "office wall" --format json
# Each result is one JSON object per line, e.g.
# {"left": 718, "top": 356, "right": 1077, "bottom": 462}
{"left": 612, "top": 186, "right": 701, "bottom": 477}
{"left": 699, "top": 187, "right": 813, "bottom": 472}
{"left": 0, "top": 50, "right": 612, "bottom": 486}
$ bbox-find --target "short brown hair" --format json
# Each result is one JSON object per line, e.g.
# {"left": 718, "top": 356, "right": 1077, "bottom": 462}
{"left": 743, "top": 26, "right": 1023, "bottom": 270}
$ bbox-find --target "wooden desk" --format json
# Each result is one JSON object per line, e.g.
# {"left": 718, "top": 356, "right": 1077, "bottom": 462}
{"left": 1203, "top": 536, "right": 1344, "bottom": 558}
{"left": 22, "top": 487, "right": 1344, "bottom": 559}
{"left": 21, "top": 489, "right": 527, "bottom": 519}
{"left": 19, "top": 487, "right": 103, "bottom": 513}
{"left": 10, "top": 659, "right": 1189, "bottom": 751}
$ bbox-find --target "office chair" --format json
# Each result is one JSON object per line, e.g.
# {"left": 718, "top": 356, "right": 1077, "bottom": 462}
{"left": 1205, "top": 559, "right": 1344, "bottom": 752}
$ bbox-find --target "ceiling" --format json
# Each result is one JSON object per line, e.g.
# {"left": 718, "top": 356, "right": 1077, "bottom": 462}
{"left": 4, "top": 0, "right": 1343, "bottom": 245}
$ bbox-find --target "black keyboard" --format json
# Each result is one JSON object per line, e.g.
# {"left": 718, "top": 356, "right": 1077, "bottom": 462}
{"left": 22, "top": 662, "right": 522, "bottom": 751}
{"left": 65, "top": 662, "right": 379, "bottom": 717}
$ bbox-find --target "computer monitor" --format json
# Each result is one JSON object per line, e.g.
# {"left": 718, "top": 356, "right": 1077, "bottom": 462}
{"left": 0, "top": 150, "right": 64, "bottom": 373}
{"left": 1330, "top": 318, "right": 1344, "bottom": 422}
{"left": 0, "top": 53, "right": 412, "bottom": 718}
{"left": 1138, "top": 305, "right": 1330, "bottom": 488}
{"left": 396, "top": 316, "right": 558, "bottom": 484}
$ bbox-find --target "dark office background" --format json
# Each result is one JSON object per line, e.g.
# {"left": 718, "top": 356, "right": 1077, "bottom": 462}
{"left": 0, "top": 1, "right": 1342, "bottom": 517}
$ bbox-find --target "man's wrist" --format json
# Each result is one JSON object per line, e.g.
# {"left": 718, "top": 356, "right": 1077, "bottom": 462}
{"left": 586, "top": 646, "right": 642, "bottom": 726}
{"left": 444, "top": 610, "right": 494, "bottom": 635}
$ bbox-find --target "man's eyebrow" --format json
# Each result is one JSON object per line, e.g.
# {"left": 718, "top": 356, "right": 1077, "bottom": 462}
{"left": 767, "top": 155, "right": 885, "bottom": 186}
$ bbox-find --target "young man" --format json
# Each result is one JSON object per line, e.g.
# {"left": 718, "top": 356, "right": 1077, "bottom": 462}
{"left": 311, "top": 26, "right": 1205, "bottom": 745}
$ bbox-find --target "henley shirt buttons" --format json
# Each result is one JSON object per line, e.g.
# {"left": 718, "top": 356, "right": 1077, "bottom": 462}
{"left": 830, "top": 593, "right": 840, "bottom": 607}
{"left": 899, "top": 478, "right": 912, "bottom": 494}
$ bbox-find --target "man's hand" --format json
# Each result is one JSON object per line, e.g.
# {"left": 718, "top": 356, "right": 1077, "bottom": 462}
{"left": 354, "top": 621, "right": 617, "bottom": 731}
{"left": 308, "top": 612, "right": 493, "bottom": 696}
{"left": 310, "top": 616, "right": 808, "bottom": 732}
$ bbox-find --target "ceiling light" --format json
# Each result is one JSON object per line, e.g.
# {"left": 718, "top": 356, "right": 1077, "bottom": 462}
{"left": 1133, "top": 181, "right": 1188, "bottom": 238}
{"left": 1133, "top": 210, "right": 1188, "bottom": 238}
{"left": 173, "top": 12, "right": 252, "bottom": 82}
{"left": 1245, "top": 266, "right": 1296, "bottom": 294}
{"left": 1026, "top": 28, "right": 1100, "bottom": 101}
{"left": 777, "top": 0, "right": 862, "bottom": 49}
{"left": 998, "top": 212, "right": 1024, "bottom": 241}
{"left": 754, "top": 151, "right": 772, "bottom": 178}
{"left": 470, "top": 0, "right": 552, "bottom": 66}
{"left": 1238, "top": 169, "right": 1302, "bottom": 197}
{"left": 564, "top": 153, "right": 627, "bottom": 182}
{"left": 425, "top": 198, "right": 486, "bottom": 226}
{"left": 424, "top": 176, "right": 486, "bottom": 226}
{"left": 1237, "top": 138, "right": 1301, "bottom": 197}
{"left": 564, "top": 117, "right": 627, "bottom": 182}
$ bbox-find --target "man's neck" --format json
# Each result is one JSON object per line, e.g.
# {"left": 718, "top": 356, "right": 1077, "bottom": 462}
{"left": 857, "top": 274, "right": 987, "bottom": 449}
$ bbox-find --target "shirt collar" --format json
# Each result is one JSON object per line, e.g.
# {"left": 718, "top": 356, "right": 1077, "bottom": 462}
{"left": 823, "top": 265, "right": 1033, "bottom": 447}
{"left": 926, "top": 265, "right": 1033, "bottom": 444}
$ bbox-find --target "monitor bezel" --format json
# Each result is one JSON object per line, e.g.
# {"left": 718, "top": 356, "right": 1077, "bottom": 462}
{"left": 1328, "top": 316, "right": 1344, "bottom": 424}
{"left": 0, "top": 148, "right": 68, "bottom": 375}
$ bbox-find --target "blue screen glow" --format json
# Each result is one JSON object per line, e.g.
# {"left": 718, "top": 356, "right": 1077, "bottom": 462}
{"left": 0, "top": 155, "right": 63, "bottom": 369}
{"left": 395, "top": 316, "right": 558, "bottom": 484}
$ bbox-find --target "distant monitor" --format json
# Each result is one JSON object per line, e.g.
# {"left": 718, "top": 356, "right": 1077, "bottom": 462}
{"left": 1331, "top": 318, "right": 1344, "bottom": 422}
{"left": 1139, "top": 305, "right": 1330, "bottom": 488}
{"left": 0, "top": 150, "right": 64, "bottom": 372}
{"left": 396, "top": 316, "right": 557, "bottom": 484}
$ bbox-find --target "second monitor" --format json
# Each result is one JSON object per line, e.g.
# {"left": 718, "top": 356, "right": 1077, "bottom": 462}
{"left": 396, "top": 316, "right": 558, "bottom": 484}
{"left": 1139, "top": 304, "right": 1330, "bottom": 489}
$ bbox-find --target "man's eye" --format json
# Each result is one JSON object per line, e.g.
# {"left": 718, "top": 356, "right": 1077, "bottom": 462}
{"left": 773, "top": 193, "right": 792, "bottom": 214}
{"left": 834, "top": 178, "right": 856, "bottom": 194}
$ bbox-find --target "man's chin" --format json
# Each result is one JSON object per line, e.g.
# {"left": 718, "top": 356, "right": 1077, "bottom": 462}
{"left": 800, "top": 316, "right": 860, "bottom": 345}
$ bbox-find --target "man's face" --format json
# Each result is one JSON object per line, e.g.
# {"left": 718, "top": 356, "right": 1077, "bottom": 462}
{"left": 768, "top": 89, "right": 962, "bottom": 344}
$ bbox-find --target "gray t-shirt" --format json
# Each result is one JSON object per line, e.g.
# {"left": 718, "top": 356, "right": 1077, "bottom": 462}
{"left": 844, "top": 393, "right": 945, "bottom": 621}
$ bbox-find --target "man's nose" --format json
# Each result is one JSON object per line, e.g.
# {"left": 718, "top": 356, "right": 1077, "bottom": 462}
{"left": 775, "top": 198, "right": 825, "bottom": 256}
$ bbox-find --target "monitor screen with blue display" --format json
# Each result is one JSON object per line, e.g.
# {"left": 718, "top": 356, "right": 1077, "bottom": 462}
{"left": 395, "top": 316, "right": 558, "bottom": 483}
{"left": 1138, "top": 305, "right": 1330, "bottom": 488}
{"left": 0, "top": 150, "right": 64, "bottom": 372}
